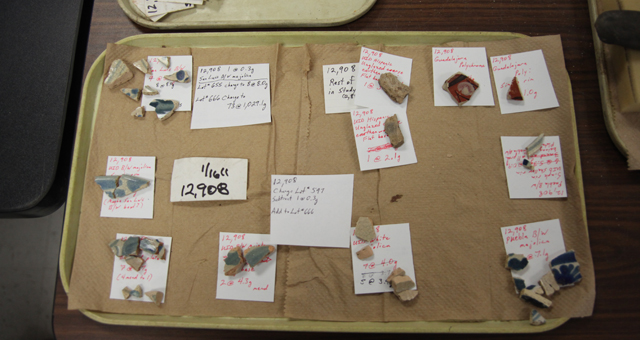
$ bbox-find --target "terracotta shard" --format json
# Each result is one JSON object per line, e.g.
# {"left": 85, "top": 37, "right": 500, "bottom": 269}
{"left": 121, "top": 88, "right": 141, "bottom": 101}
{"left": 529, "top": 309, "right": 546, "bottom": 326}
{"left": 224, "top": 246, "right": 245, "bottom": 276}
{"left": 525, "top": 133, "right": 545, "bottom": 157}
{"left": 145, "top": 291, "right": 163, "bottom": 306}
{"left": 507, "top": 76, "right": 524, "bottom": 100}
{"left": 519, "top": 285, "right": 552, "bottom": 308}
{"left": 443, "top": 72, "right": 479, "bottom": 106}
{"left": 391, "top": 275, "right": 415, "bottom": 293}
{"left": 122, "top": 236, "right": 140, "bottom": 256}
{"left": 505, "top": 253, "right": 529, "bottom": 271}
{"left": 386, "top": 267, "right": 406, "bottom": 282}
{"left": 150, "top": 99, "right": 179, "bottom": 120}
{"left": 104, "top": 59, "right": 133, "bottom": 89}
{"left": 539, "top": 271, "right": 559, "bottom": 296}
{"left": 384, "top": 114, "right": 404, "bottom": 148}
{"left": 356, "top": 245, "right": 374, "bottom": 260}
{"left": 164, "top": 70, "right": 191, "bottom": 83}
{"left": 157, "top": 244, "right": 166, "bottom": 260}
{"left": 131, "top": 106, "right": 145, "bottom": 118}
{"left": 133, "top": 58, "right": 151, "bottom": 74}
{"left": 244, "top": 245, "right": 275, "bottom": 268}
{"left": 142, "top": 85, "right": 159, "bottom": 95}
{"left": 394, "top": 289, "right": 419, "bottom": 302}
{"left": 378, "top": 72, "right": 410, "bottom": 104}
{"left": 125, "top": 256, "right": 145, "bottom": 271}
{"left": 355, "top": 216, "right": 376, "bottom": 242}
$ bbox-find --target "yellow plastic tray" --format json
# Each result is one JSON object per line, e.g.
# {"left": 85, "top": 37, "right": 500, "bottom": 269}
{"left": 60, "top": 31, "right": 577, "bottom": 332}
{"left": 119, "top": 0, "right": 377, "bottom": 30}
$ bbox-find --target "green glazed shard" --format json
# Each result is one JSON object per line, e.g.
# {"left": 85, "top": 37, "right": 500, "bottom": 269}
{"left": 104, "top": 59, "right": 133, "bottom": 89}
{"left": 223, "top": 246, "right": 245, "bottom": 276}
{"left": 164, "top": 70, "right": 190, "bottom": 83}
{"left": 133, "top": 58, "right": 151, "bottom": 74}
{"left": 95, "top": 175, "right": 150, "bottom": 199}
{"left": 150, "top": 99, "right": 179, "bottom": 120}
{"left": 109, "top": 239, "right": 125, "bottom": 257}
{"left": 121, "top": 88, "right": 141, "bottom": 101}
{"left": 122, "top": 286, "right": 132, "bottom": 299}
{"left": 244, "top": 245, "right": 275, "bottom": 268}
{"left": 122, "top": 236, "right": 140, "bottom": 256}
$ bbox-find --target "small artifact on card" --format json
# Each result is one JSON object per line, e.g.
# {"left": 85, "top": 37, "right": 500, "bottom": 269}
{"left": 142, "top": 85, "right": 159, "bottom": 95}
{"left": 95, "top": 175, "right": 150, "bottom": 199}
{"left": 530, "top": 309, "right": 546, "bottom": 326}
{"left": 519, "top": 285, "right": 552, "bottom": 308}
{"left": 224, "top": 246, "right": 245, "bottom": 276}
{"left": 125, "top": 256, "right": 145, "bottom": 271}
{"left": 122, "top": 286, "right": 132, "bottom": 299}
{"left": 513, "top": 277, "right": 526, "bottom": 293}
{"left": 122, "top": 236, "right": 140, "bottom": 256}
{"left": 384, "top": 114, "right": 404, "bottom": 148}
{"left": 130, "top": 285, "right": 143, "bottom": 298}
{"left": 109, "top": 239, "right": 125, "bottom": 257}
{"left": 378, "top": 72, "right": 410, "bottom": 104}
{"left": 386, "top": 267, "right": 406, "bottom": 282}
{"left": 121, "top": 88, "right": 141, "bottom": 101}
{"left": 145, "top": 291, "right": 163, "bottom": 306}
{"left": 391, "top": 275, "right": 415, "bottom": 293}
{"left": 395, "top": 289, "right": 419, "bottom": 302}
{"left": 356, "top": 245, "right": 374, "bottom": 260}
{"left": 150, "top": 99, "right": 179, "bottom": 120}
{"left": 157, "top": 244, "right": 167, "bottom": 260}
{"left": 164, "top": 70, "right": 191, "bottom": 83}
{"left": 507, "top": 76, "right": 524, "bottom": 101}
{"left": 539, "top": 271, "right": 559, "bottom": 296}
{"left": 133, "top": 58, "right": 151, "bottom": 74}
{"left": 158, "top": 56, "right": 170, "bottom": 68}
{"left": 244, "top": 245, "right": 275, "bottom": 268}
{"left": 355, "top": 216, "right": 376, "bottom": 242}
{"left": 140, "top": 238, "right": 162, "bottom": 254}
{"left": 522, "top": 158, "right": 534, "bottom": 170}
{"left": 104, "top": 59, "right": 133, "bottom": 89}
{"left": 549, "top": 250, "right": 582, "bottom": 287}
{"left": 525, "top": 133, "right": 545, "bottom": 157}
{"left": 442, "top": 72, "right": 479, "bottom": 106}
{"left": 505, "top": 253, "right": 529, "bottom": 271}
{"left": 131, "top": 106, "right": 145, "bottom": 118}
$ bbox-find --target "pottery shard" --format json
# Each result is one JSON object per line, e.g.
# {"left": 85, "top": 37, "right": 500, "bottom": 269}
{"left": 150, "top": 99, "right": 179, "bottom": 120}
{"left": 158, "top": 56, "right": 171, "bottom": 68}
{"left": 164, "top": 70, "right": 191, "bottom": 83}
{"left": 157, "top": 244, "right": 167, "bottom": 260}
{"left": 133, "top": 58, "right": 151, "bottom": 74}
{"left": 394, "top": 289, "right": 419, "bottom": 302}
{"left": 122, "top": 286, "right": 132, "bottom": 299}
{"left": 142, "top": 85, "right": 159, "bottom": 95}
{"left": 145, "top": 291, "right": 163, "bottom": 306}
{"left": 442, "top": 72, "right": 479, "bottom": 106}
{"left": 529, "top": 309, "right": 546, "bottom": 326}
{"left": 125, "top": 256, "right": 145, "bottom": 271}
{"left": 505, "top": 253, "right": 529, "bottom": 271}
{"left": 539, "top": 271, "right": 559, "bottom": 297}
{"left": 122, "top": 236, "right": 140, "bottom": 256}
{"left": 140, "top": 238, "right": 162, "bottom": 254}
{"left": 384, "top": 114, "right": 404, "bottom": 148}
{"left": 121, "top": 88, "right": 141, "bottom": 101}
{"left": 95, "top": 175, "right": 150, "bottom": 199}
{"left": 244, "top": 245, "right": 275, "bottom": 268}
{"left": 378, "top": 72, "right": 410, "bottom": 104}
{"left": 130, "top": 285, "right": 143, "bottom": 298}
{"left": 131, "top": 106, "right": 145, "bottom": 118}
{"left": 109, "top": 239, "right": 125, "bottom": 257}
{"left": 224, "top": 246, "right": 246, "bottom": 276}
{"left": 355, "top": 216, "right": 376, "bottom": 242}
{"left": 549, "top": 250, "right": 582, "bottom": 287}
{"left": 104, "top": 59, "right": 133, "bottom": 89}
{"left": 386, "top": 267, "right": 406, "bottom": 282}
{"left": 507, "top": 76, "right": 523, "bottom": 100}
{"left": 391, "top": 275, "right": 415, "bottom": 293}
{"left": 519, "top": 285, "right": 552, "bottom": 308}
{"left": 356, "top": 245, "right": 374, "bottom": 260}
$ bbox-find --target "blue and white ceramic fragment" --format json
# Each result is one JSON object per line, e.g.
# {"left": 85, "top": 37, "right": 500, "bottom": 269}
{"left": 131, "top": 106, "right": 145, "bottom": 118}
{"left": 519, "top": 285, "right": 552, "bottom": 308}
{"left": 244, "top": 245, "right": 275, "bottom": 268}
{"left": 95, "top": 175, "right": 150, "bottom": 199}
{"left": 149, "top": 99, "right": 179, "bottom": 120}
{"left": 132, "top": 58, "right": 151, "bottom": 74}
{"left": 549, "top": 250, "right": 582, "bottom": 287}
{"left": 142, "top": 85, "right": 159, "bottom": 95}
{"left": 529, "top": 309, "right": 546, "bottom": 326}
{"left": 158, "top": 56, "right": 170, "bottom": 68}
{"left": 164, "top": 70, "right": 190, "bottom": 83}
{"left": 121, "top": 88, "right": 141, "bottom": 101}
{"left": 505, "top": 253, "right": 529, "bottom": 271}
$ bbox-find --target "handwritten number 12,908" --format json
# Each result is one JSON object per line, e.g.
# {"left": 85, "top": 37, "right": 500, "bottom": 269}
{"left": 182, "top": 183, "right": 229, "bottom": 198}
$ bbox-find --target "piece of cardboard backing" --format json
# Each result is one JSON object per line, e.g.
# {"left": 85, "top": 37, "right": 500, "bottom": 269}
{"left": 67, "top": 35, "right": 595, "bottom": 322}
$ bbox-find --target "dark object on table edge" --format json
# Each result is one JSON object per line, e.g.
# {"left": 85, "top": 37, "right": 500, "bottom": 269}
{"left": 595, "top": 10, "right": 640, "bottom": 50}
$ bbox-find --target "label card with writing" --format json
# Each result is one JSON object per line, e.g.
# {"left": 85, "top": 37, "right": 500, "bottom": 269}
{"left": 323, "top": 63, "right": 359, "bottom": 114}
{"left": 216, "top": 233, "right": 277, "bottom": 302}
{"left": 143, "top": 0, "right": 193, "bottom": 16}
{"left": 141, "top": 55, "right": 193, "bottom": 112}
{"left": 100, "top": 156, "right": 156, "bottom": 219}
{"left": 170, "top": 157, "right": 248, "bottom": 202}
{"left": 501, "top": 219, "right": 566, "bottom": 289}
{"left": 109, "top": 233, "right": 172, "bottom": 302}
{"left": 350, "top": 223, "right": 416, "bottom": 295}
{"left": 350, "top": 108, "right": 418, "bottom": 171}
{"left": 355, "top": 47, "right": 413, "bottom": 110}
{"left": 270, "top": 174, "right": 354, "bottom": 248}
{"left": 501, "top": 136, "right": 567, "bottom": 199}
{"left": 191, "top": 64, "right": 271, "bottom": 129}
{"left": 432, "top": 47, "right": 495, "bottom": 106}
{"left": 490, "top": 50, "right": 559, "bottom": 114}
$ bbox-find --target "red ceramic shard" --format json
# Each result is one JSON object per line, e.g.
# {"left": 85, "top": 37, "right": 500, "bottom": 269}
{"left": 443, "top": 72, "right": 479, "bottom": 106}
{"left": 507, "top": 76, "right": 524, "bottom": 101}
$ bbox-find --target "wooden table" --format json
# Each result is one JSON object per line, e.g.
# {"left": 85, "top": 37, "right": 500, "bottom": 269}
{"left": 54, "top": 0, "right": 640, "bottom": 338}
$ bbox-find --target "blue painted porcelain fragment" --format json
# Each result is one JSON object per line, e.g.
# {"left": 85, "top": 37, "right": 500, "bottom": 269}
{"left": 130, "top": 285, "right": 143, "bottom": 298}
{"left": 125, "top": 256, "right": 144, "bottom": 271}
{"left": 505, "top": 253, "right": 529, "bottom": 271}
{"left": 109, "top": 239, "right": 125, "bottom": 257}
{"left": 149, "top": 99, "right": 179, "bottom": 120}
{"left": 121, "top": 88, "right": 141, "bottom": 101}
{"left": 164, "top": 70, "right": 190, "bottom": 83}
{"left": 104, "top": 59, "right": 133, "bottom": 89}
{"left": 133, "top": 58, "right": 151, "bottom": 74}
{"left": 145, "top": 291, "right": 163, "bottom": 306}
{"left": 142, "top": 85, "right": 159, "bottom": 95}
{"left": 244, "top": 245, "right": 275, "bottom": 267}
{"left": 95, "top": 175, "right": 150, "bottom": 199}
{"left": 530, "top": 309, "right": 546, "bottom": 326}
{"left": 549, "top": 250, "right": 582, "bottom": 287}
{"left": 131, "top": 106, "right": 145, "bottom": 118}
{"left": 158, "top": 56, "right": 170, "bottom": 68}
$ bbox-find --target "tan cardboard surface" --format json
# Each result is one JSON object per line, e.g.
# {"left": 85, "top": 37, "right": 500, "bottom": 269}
{"left": 68, "top": 36, "right": 595, "bottom": 321}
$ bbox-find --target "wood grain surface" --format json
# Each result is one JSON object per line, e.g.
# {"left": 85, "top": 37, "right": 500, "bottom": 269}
{"left": 54, "top": 0, "right": 640, "bottom": 338}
